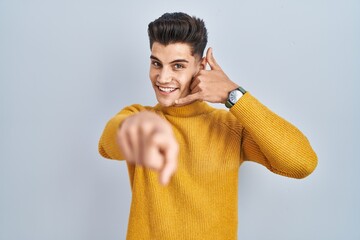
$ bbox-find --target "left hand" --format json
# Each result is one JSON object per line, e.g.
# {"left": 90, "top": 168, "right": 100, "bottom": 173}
{"left": 175, "top": 48, "right": 239, "bottom": 106}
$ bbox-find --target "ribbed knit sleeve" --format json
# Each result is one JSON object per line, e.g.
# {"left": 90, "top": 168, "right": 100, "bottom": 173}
{"left": 230, "top": 92, "right": 318, "bottom": 179}
{"left": 98, "top": 104, "right": 149, "bottom": 161}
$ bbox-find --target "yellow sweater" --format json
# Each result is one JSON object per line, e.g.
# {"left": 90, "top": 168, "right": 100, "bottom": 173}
{"left": 98, "top": 92, "right": 318, "bottom": 240}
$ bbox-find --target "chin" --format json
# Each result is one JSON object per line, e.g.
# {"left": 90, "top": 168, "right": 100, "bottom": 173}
{"left": 154, "top": 89, "right": 181, "bottom": 107}
{"left": 157, "top": 98, "right": 176, "bottom": 107}
{"left": 158, "top": 100, "right": 175, "bottom": 107}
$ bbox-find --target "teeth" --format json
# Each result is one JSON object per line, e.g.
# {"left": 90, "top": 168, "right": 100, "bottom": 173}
{"left": 159, "top": 87, "right": 176, "bottom": 92}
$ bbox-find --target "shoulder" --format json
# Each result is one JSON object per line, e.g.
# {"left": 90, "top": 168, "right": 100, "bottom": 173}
{"left": 116, "top": 104, "right": 155, "bottom": 115}
{"left": 207, "top": 106, "right": 243, "bottom": 135}
{"left": 208, "top": 106, "right": 236, "bottom": 122}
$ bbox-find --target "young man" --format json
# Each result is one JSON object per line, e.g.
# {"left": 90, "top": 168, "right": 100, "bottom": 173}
{"left": 98, "top": 12, "right": 317, "bottom": 239}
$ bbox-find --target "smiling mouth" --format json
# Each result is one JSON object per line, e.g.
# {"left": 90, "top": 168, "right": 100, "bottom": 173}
{"left": 158, "top": 86, "right": 178, "bottom": 93}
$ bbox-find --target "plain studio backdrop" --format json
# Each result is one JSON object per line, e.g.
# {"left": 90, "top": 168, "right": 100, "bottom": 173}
{"left": 1, "top": 0, "right": 359, "bottom": 239}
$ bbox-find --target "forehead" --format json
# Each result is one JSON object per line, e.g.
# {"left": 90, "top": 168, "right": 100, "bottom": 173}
{"left": 151, "top": 42, "right": 196, "bottom": 63}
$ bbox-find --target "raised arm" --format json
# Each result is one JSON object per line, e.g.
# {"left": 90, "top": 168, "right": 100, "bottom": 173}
{"left": 175, "top": 47, "right": 317, "bottom": 178}
{"left": 231, "top": 93, "right": 317, "bottom": 179}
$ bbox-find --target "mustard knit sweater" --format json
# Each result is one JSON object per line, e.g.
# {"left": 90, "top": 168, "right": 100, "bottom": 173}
{"left": 98, "top": 92, "right": 318, "bottom": 240}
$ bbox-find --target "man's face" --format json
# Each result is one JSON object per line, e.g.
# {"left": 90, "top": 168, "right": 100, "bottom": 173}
{"left": 149, "top": 42, "right": 203, "bottom": 107}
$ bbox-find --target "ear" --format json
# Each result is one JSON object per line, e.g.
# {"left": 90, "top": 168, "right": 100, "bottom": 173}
{"left": 199, "top": 57, "right": 207, "bottom": 70}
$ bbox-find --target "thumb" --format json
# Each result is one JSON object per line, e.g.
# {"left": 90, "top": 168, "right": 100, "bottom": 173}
{"left": 206, "top": 47, "right": 221, "bottom": 71}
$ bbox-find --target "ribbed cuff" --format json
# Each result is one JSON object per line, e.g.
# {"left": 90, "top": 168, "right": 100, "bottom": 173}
{"left": 98, "top": 114, "right": 128, "bottom": 160}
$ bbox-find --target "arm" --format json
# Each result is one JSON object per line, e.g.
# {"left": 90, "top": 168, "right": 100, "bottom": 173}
{"left": 176, "top": 47, "right": 317, "bottom": 179}
{"left": 231, "top": 92, "right": 317, "bottom": 179}
{"left": 98, "top": 104, "right": 142, "bottom": 160}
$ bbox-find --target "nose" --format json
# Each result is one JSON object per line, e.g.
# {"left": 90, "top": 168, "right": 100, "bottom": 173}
{"left": 157, "top": 68, "right": 172, "bottom": 84}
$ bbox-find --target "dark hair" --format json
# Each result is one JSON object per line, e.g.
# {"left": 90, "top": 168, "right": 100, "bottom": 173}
{"left": 147, "top": 12, "right": 208, "bottom": 58}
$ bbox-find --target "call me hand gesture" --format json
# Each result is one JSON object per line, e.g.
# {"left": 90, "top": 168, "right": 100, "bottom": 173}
{"left": 175, "top": 48, "right": 239, "bottom": 106}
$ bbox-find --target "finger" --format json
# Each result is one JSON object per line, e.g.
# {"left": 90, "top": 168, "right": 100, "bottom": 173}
{"left": 206, "top": 47, "right": 221, "bottom": 71}
{"left": 159, "top": 138, "right": 179, "bottom": 186}
{"left": 190, "top": 84, "right": 201, "bottom": 94}
{"left": 146, "top": 131, "right": 178, "bottom": 185}
{"left": 142, "top": 129, "right": 165, "bottom": 170}
{"left": 127, "top": 125, "right": 140, "bottom": 164}
{"left": 144, "top": 142, "right": 164, "bottom": 170}
{"left": 175, "top": 92, "right": 202, "bottom": 106}
{"left": 139, "top": 121, "right": 154, "bottom": 164}
{"left": 190, "top": 77, "right": 200, "bottom": 91}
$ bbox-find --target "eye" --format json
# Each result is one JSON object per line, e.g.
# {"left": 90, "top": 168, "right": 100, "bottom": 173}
{"left": 174, "top": 63, "right": 184, "bottom": 69}
{"left": 151, "top": 61, "right": 161, "bottom": 68}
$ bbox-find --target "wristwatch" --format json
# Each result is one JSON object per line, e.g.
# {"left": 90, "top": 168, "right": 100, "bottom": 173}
{"left": 225, "top": 86, "right": 247, "bottom": 108}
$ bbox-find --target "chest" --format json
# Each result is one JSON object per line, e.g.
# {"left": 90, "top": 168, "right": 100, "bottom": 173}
{"left": 170, "top": 118, "right": 242, "bottom": 178}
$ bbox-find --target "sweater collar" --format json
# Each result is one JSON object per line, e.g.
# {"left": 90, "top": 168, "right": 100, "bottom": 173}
{"left": 154, "top": 100, "right": 215, "bottom": 117}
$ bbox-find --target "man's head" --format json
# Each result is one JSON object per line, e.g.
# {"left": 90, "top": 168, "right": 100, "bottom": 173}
{"left": 147, "top": 12, "right": 208, "bottom": 107}
{"left": 148, "top": 12, "right": 208, "bottom": 59}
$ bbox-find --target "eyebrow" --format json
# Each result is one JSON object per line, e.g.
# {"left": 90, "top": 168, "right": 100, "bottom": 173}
{"left": 150, "top": 55, "right": 189, "bottom": 64}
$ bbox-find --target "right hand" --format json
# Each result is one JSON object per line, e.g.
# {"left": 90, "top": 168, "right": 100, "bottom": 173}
{"left": 116, "top": 111, "right": 179, "bottom": 186}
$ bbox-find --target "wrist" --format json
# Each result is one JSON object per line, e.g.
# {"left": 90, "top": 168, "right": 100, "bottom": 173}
{"left": 222, "top": 82, "right": 239, "bottom": 104}
{"left": 225, "top": 86, "right": 247, "bottom": 108}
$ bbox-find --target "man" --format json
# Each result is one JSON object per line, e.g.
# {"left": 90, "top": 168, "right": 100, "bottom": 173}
{"left": 98, "top": 12, "right": 317, "bottom": 239}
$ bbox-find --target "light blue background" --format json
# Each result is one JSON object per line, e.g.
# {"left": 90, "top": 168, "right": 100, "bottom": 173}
{"left": 1, "top": 0, "right": 359, "bottom": 239}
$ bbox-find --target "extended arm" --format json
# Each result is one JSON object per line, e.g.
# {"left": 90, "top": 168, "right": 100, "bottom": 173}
{"left": 98, "top": 105, "right": 179, "bottom": 186}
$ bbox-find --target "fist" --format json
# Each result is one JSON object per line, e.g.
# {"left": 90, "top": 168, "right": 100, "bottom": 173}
{"left": 116, "top": 111, "right": 179, "bottom": 186}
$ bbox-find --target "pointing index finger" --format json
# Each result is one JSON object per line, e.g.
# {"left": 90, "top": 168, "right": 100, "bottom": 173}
{"left": 159, "top": 138, "right": 179, "bottom": 186}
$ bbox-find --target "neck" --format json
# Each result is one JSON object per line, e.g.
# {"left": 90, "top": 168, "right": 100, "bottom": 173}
{"left": 154, "top": 100, "right": 214, "bottom": 117}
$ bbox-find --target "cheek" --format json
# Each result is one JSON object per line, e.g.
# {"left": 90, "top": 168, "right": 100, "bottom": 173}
{"left": 149, "top": 69, "right": 157, "bottom": 83}
{"left": 174, "top": 76, "right": 188, "bottom": 89}
{"left": 179, "top": 70, "right": 197, "bottom": 87}
{"left": 178, "top": 69, "right": 196, "bottom": 84}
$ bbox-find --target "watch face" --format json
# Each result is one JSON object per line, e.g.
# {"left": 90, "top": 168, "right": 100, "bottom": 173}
{"left": 229, "top": 90, "right": 242, "bottom": 104}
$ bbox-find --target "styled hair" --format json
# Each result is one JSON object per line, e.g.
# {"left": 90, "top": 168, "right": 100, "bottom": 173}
{"left": 147, "top": 12, "right": 208, "bottom": 58}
